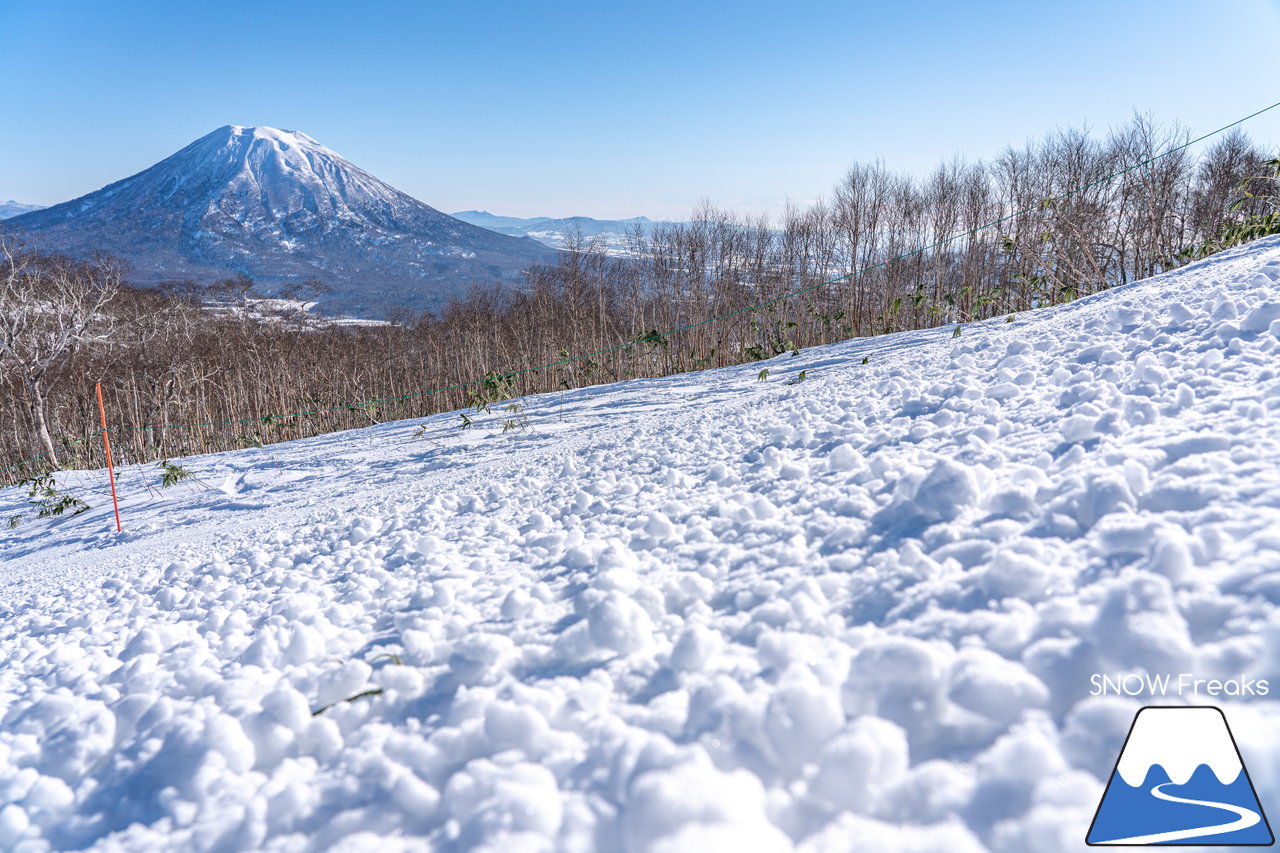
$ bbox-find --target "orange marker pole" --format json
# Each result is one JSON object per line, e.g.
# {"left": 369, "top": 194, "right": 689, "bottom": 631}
{"left": 96, "top": 382, "right": 122, "bottom": 533}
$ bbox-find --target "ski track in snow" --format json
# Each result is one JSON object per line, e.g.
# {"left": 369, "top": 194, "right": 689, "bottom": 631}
{"left": 1095, "top": 782, "right": 1261, "bottom": 845}
{"left": 2, "top": 237, "right": 1280, "bottom": 852}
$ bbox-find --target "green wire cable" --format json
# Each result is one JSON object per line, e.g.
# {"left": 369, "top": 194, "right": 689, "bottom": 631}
{"left": 1, "top": 451, "right": 54, "bottom": 476}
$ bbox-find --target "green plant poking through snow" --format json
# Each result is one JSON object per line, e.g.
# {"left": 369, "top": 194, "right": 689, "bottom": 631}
{"left": 1189, "top": 158, "right": 1280, "bottom": 259}
{"left": 9, "top": 473, "right": 89, "bottom": 527}
{"left": 464, "top": 371, "right": 529, "bottom": 434}
{"left": 159, "top": 460, "right": 193, "bottom": 488}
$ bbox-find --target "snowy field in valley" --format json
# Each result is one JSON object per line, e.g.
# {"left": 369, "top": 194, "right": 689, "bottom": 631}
{"left": 3, "top": 237, "right": 1280, "bottom": 852}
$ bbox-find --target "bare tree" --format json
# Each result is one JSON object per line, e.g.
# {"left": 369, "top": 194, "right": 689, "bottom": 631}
{"left": 0, "top": 233, "right": 123, "bottom": 468}
{"left": 1, "top": 116, "right": 1274, "bottom": 480}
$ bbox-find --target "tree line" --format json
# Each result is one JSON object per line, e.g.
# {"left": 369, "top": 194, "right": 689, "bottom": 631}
{"left": 2, "top": 115, "right": 1277, "bottom": 483}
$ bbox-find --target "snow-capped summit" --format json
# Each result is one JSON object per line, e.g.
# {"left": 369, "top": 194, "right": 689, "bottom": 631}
{"left": 7, "top": 126, "right": 553, "bottom": 316}
{"left": 452, "top": 208, "right": 676, "bottom": 251}
{"left": 1115, "top": 707, "right": 1243, "bottom": 786}
{"left": 0, "top": 200, "right": 45, "bottom": 219}
{"left": 224, "top": 124, "right": 313, "bottom": 141}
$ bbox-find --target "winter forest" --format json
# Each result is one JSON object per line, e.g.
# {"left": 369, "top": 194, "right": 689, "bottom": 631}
{"left": 9, "top": 0, "right": 1280, "bottom": 847}
{"left": 1, "top": 116, "right": 1276, "bottom": 479}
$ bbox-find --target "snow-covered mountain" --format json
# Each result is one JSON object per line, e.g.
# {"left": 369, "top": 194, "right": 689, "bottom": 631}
{"left": 6, "top": 127, "right": 554, "bottom": 316}
{"left": 1090, "top": 706, "right": 1271, "bottom": 845}
{"left": 453, "top": 209, "right": 676, "bottom": 253}
{"left": 0, "top": 200, "right": 44, "bottom": 219}
{"left": 1115, "top": 707, "right": 1243, "bottom": 787}
{"left": 3, "top": 238, "right": 1280, "bottom": 850}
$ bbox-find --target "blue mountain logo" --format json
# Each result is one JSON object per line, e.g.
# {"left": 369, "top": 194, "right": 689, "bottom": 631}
{"left": 1087, "top": 706, "right": 1273, "bottom": 846}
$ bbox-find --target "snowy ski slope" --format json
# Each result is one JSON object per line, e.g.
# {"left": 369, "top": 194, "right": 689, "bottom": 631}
{"left": 2, "top": 237, "right": 1280, "bottom": 851}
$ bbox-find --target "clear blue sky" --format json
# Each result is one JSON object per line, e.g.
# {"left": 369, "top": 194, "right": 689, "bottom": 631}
{"left": 2, "top": 0, "right": 1279, "bottom": 220}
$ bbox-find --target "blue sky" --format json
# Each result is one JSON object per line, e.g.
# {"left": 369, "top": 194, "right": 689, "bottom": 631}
{"left": 2, "top": 0, "right": 1279, "bottom": 219}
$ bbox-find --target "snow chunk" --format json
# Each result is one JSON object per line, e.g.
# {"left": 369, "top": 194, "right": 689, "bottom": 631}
{"left": 622, "top": 758, "right": 791, "bottom": 853}
{"left": 763, "top": 676, "right": 845, "bottom": 773}
{"left": 808, "top": 715, "right": 909, "bottom": 811}
{"left": 948, "top": 648, "right": 1050, "bottom": 725}
{"left": 588, "top": 591, "right": 655, "bottom": 656}
{"left": 908, "top": 459, "right": 980, "bottom": 523}
{"left": 1241, "top": 301, "right": 1280, "bottom": 333}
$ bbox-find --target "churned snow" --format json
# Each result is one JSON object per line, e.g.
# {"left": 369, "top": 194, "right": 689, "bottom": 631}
{"left": 2, "top": 238, "right": 1280, "bottom": 851}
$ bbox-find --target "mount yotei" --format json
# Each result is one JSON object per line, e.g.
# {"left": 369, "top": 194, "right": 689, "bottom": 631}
{"left": 6, "top": 126, "right": 555, "bottom": 316}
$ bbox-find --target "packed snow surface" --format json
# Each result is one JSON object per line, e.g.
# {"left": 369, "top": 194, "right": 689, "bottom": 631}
{"left": 3, "top": 238, "right": 1280, "bottom": 852}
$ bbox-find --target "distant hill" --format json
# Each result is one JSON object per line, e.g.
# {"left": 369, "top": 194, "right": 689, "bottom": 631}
{"left": 0, "top": 200, "right": 45, "bottom": 219}
{"left": 453, "top": 210, "right": 681, "bottom": 251}
{"left": 7, "top": 127, "right": 555, "bottom": 317}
